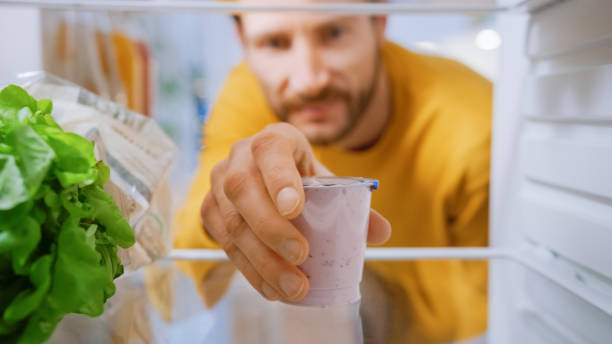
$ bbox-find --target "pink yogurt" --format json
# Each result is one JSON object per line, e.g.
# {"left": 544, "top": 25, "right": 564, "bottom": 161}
{"left": 289, "top": 176, "right": 378, "bottom": 306}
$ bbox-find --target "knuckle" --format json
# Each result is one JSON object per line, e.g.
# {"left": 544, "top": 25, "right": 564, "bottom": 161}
{"left": 200, "top": 194, "right": 214, "bottom": 223}
{"left": 266, "top": 165, "right": 292, "bottom": 189}
{"left": 223, "top": 171, "right": 249, "bottom": 199}
{"left": 224, "top": 213, "right": 247, "bottom": 238}
{"left": 252, "top": 216, "right": 276, "bottom": 237}
{"left": 229, "top": 139, "right": 249, "bottom": 159}
{"left": 273, "top": 122, "right": 305, "bottom": 141}
{"left": 210, "top": 161, "right": 225, "bottom": 184}
{"left": 221, "top": 239, "right": 238, "bottom": 256}
{"left": 268, "top": 122, "right": 293, "bottom": 133}
{"left": 200, "top": 195, "right": 221, "bottom": 242}
{"left": 253, "top": 255, "right": 275, "bottom": 275}
{"left": 242, "top": 247, "right": 275, "bottom": 274}
{"left": 250, "top": 130, "right": 281, "bottom": 157}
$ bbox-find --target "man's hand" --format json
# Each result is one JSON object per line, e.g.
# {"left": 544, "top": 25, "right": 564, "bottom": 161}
{"left": 201, "top": 123, "right": 391, "bottom": 302}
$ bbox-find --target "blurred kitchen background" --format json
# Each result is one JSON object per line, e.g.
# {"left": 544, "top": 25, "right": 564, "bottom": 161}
{"left": 0, "top": 1, "right": 501, "bottom": 209}
{"left": 0, "top": 3, "right": 503, "bottom": 342}
{"left": 0, "top": 1, "right": 507, "bottom": 343}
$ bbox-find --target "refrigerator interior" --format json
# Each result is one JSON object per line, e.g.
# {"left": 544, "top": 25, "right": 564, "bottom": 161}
{"left": 490, "top": 0, "right": 612, "bottom": 342}
{"left": 0, "top": 0, "right": 611, "bottom": 342}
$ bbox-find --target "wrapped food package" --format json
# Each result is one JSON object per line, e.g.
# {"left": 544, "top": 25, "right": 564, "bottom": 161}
{"left": 21, "top": 71, "right": 175, "bottom": 271}
{"left": 8, "top": 72, "right": 196, "bottom": 343}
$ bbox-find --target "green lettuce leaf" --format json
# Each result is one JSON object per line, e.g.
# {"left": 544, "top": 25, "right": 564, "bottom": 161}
{"left": 0, "top": 216, "right": 41, "bottom": 274}
{"left": 0, "top": 86, "right": 37, "bottom": 138}
{"left": 0, "top": 155, "right": 28, "bottom": 210}
{"left": 0, "top": 86, "right": 36, "bottom": 115}
{"left": 3, "top": 255, "right": 53, "bottom": 324}
{"left": 82, "top": 185, "right": 135, "bottom": 248}
{"left": 0, "top": 84, "right": 136, "bottom": 344}
{"left": 47, "top": 219, "right": 110, "bottom": 317}
{"left": 35, "top": 100, "right": 52, "bottom": 116}
{"left": 32, "top": 125, "right": 98, "bottom": 187}
{"left": 15, "top": 299, "right": 62, "bottom": 344}
{"left": 8, "top": 126, "right": 55, "bottom": 198}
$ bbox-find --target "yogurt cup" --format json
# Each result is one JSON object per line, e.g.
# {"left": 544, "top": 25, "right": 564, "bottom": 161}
{"left": 289, "top": 176, "right": 378, "bottom": 306}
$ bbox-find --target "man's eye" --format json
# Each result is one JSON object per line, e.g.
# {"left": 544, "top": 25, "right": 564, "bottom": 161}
{"left": 265, "top": 37, "right": 289, "bottom": 49}
{"left": 320, "top": 25, "right": 347, "bottom": 44}
{"left": 324, "top": 26, "right": 345, "bottom": 41}
{"left": 329, "top": 27, "right": 344, "bottom": 38}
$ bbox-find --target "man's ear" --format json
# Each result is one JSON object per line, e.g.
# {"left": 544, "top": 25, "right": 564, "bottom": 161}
{"left": 372, "top": 0, "right": 387, "bottom": 45}
{"left": 373, "top": 15, "right": 387, "bottom": 45}
{"left": 233, "top": 16, "right": 246, "bottom": 48}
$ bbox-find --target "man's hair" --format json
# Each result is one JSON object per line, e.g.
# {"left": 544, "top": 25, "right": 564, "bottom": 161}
{"left": 232, "top": 0, "right": 383, "bottom": 27}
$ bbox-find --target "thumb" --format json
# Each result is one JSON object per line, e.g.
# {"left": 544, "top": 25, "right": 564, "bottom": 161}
{"left": 367, "top": 209, "right": 391, "bottom": 244}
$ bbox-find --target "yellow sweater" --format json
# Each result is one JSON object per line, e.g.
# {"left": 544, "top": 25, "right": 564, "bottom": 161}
{"left": 174, "top": 41, "right": 492, "bottom": 343}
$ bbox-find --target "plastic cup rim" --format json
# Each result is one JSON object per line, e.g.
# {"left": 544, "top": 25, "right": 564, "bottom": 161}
{"left": 301, "top": 176, "right": 378, "bottom": 190}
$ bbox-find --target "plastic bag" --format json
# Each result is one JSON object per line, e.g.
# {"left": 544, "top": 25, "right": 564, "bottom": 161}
{"left": 8, "top": 72, "right": 217, "bottom": 344}
{"left": 19, "top": 71, "right": 175, "bottom": 270}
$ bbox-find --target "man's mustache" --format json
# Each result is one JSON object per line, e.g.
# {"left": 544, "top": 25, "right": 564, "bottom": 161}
{"left": 281, "top": 87, "right": 350, "bottom": 115}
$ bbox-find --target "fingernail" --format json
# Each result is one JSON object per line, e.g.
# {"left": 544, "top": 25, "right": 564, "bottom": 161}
{"left": 277, "top": 187, "right": 299, "bottom": 216}
{"left": 261, "top": 282, "right": 280, "bottom": 301}
{"left": 281, "top": 239, "right": 304, "bottom": 264}
{"left": 280, "top": 274, "right": 305, "bottom": 299}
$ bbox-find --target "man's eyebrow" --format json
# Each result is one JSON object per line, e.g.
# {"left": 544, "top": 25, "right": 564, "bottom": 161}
{"left": 247, "top": 15, "right": 358, "bottom": 42}
{"left": 249, "top": 29, "right": 291, "bottom": 46}
{"left": 244, "top": 20, "right": 288, "bottom": 42}
{"left": 314, "top": 15, "right": 356, "bottom": 29}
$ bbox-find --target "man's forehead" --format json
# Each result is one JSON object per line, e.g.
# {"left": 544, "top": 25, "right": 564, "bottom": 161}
{"left": 240, "top": 0, "right": 364, "bottom": 38}
{"left": 241, "top": 0, "right": 359, "bottom": 4}
{"left": 241, "top": 0, "right": 360, "bottom": 37}
{"left": 242, "top": 14, "right": 354, "bottom": 37}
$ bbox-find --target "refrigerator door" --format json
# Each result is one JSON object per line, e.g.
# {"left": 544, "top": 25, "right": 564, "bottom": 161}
{"left": 490, "top": 0, "right": 612, "bottom": 342}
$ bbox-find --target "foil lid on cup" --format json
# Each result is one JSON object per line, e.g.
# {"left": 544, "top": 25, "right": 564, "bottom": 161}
{"left": 302, "top": 176, "right": 379, "bottom": 190}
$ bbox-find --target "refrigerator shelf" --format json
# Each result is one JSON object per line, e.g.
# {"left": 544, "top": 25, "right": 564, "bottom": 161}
{"left": 168, "top": 247, "right": 514, "bottom": 261}
{"left": 169, "top": 244, "right": 612, "bottom": 318}
{"left": 0, "top": 0, "right": 557, "bottom": 14}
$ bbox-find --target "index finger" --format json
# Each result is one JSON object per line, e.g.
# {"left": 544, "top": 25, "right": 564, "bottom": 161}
{"left": 250, "top": 123, "right": 316, "bottom": 219}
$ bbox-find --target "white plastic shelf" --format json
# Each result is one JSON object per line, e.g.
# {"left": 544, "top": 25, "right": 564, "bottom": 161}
{"left": 0, "top": 0, "right": 556, "bottom": 14}
{"left": 168, "top": 244, "right": 612, "bottom": 318}
{"left": 168, "top": 247, "right": 513, "bottom": 261}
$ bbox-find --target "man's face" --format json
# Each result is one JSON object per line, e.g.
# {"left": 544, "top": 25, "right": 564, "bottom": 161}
{"left": 239, "top": 0, "right": 385, "bottom": 145}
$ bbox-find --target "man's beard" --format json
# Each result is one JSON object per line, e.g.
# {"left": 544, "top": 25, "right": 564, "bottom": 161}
{"left": 272, "top": 57, "right": 382, "bottom": 146}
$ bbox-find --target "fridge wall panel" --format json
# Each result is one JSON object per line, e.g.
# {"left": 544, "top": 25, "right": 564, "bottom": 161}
{"left": 490, "top": 0, "right": 612, "bottom": 342}
{"left": 522, "top": 64, "right": 612, "bottom": 119}
{"left": 522, "top": 269, "right": 612, "bottom": 343}
{"left": 497, "top": 0, "right": 558, "bottom": 10}
{"left": 519, "top": 308, "right": 589, "bottom": 344}
{"left": 519, "top": 242, "right": 612, "bottom": 316}
{"left": 533, "top": 40, "right": 612, "bottom": 74}
{"left": 526, "top": 0, "right": 612, "bottom": 59}
{"left": 520, "top": 135, "right": 612, "bottom": 199}
{"left": 519, "top": 180, "right": 612, "bottom": 280}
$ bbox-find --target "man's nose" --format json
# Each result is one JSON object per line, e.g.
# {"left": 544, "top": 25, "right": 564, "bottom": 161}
{"left": 288, "top": 38, "right": 330, "bottom": 97}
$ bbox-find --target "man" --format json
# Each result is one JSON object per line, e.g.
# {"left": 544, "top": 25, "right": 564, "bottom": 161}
{"left": 174, "top": 0, "right": 492, "bottom": 342}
